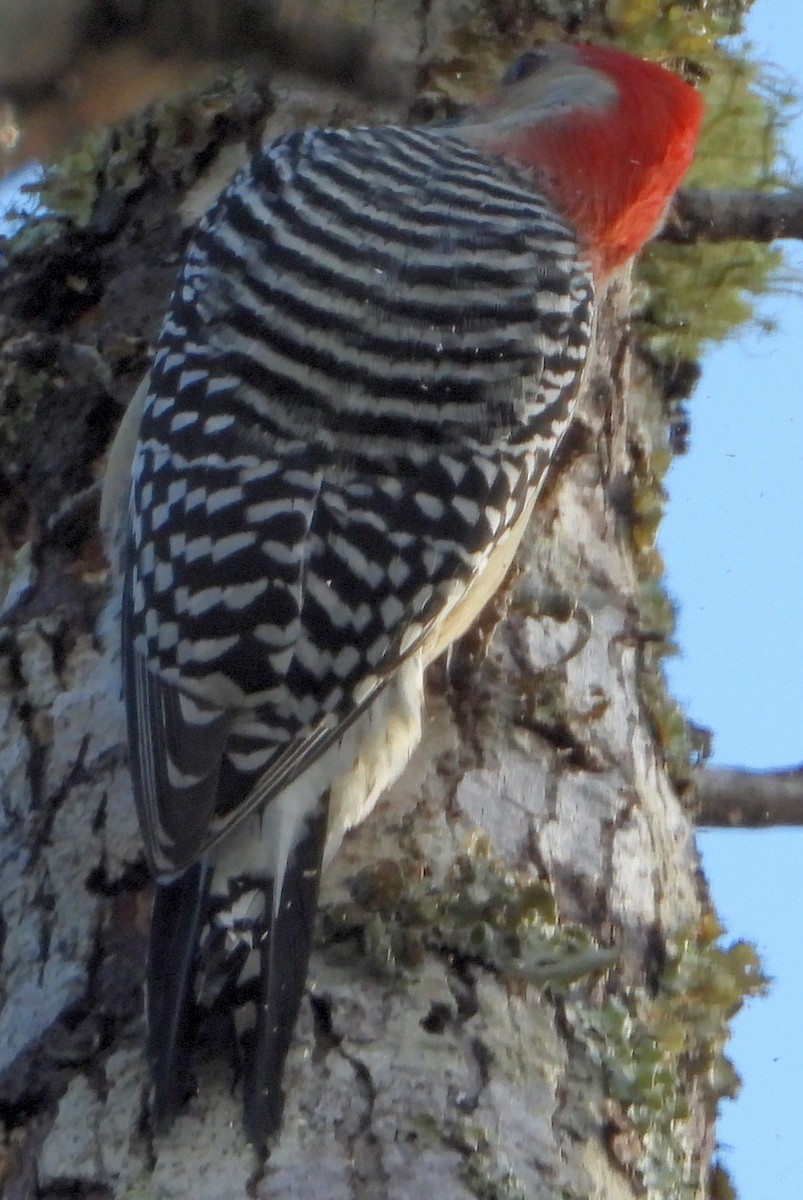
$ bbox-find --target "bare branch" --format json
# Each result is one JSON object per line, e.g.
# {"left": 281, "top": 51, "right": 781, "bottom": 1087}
{"left": 695, "top": 764, "right": 803, "bottom": 827}
{"left": 0, "top": 0, "right": 410, "bottom": 172}
{"left": 663, "top": 186, "right": 803, "bottom": 244}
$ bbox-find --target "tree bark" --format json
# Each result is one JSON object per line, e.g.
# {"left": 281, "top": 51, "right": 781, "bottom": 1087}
{"left": 0, "top": 4, "right": 733, "bottom": 1198}
{"left": 695, "top": 764, "right": 803, "bottom": 827}
{"left": 664, "top": 186, "right": 803, "bottom": 244}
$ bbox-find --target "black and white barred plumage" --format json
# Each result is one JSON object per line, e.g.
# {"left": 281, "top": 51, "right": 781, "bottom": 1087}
{"left": 106, "top": 36, "right": 705, "bottom": 1148}
{"left": 123, "top": 120, "right": 593, "bottom": 1143}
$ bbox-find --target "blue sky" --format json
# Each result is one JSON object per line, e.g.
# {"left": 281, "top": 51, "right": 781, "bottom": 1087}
{"left": 660, "top": 1, "right": 803, "bottom": 1195}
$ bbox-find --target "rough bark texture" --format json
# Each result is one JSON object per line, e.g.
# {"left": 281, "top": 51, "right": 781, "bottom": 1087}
{"left": 695, "top": 764, "right": 803, "bottom": 827}
{"left": 0, "top": 3, "right": 725, "bottom": 1198}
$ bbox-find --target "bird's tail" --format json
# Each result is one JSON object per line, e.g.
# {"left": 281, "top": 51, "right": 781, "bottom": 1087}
{"left": 147, "top": 860, "right": 213, "bottom": 1128}
{"left": 146, "top": 803, "right": 329, "bottom": 1149}
{"left": 241, "top": 803, "right": 328, "bottom": 1147}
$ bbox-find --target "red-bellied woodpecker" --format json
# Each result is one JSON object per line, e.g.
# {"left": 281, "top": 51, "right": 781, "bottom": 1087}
{"left": 104, "top": 41, "right": 703, "bottom": 1148}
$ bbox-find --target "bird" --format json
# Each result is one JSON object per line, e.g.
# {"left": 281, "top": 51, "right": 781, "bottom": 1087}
{"left": 102, "top": 40, "right": 703, "bottom": 1149}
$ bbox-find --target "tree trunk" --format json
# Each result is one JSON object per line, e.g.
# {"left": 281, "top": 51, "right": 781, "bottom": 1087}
{"left": 0, "top": 3, "right": 743, "bottom": 1198}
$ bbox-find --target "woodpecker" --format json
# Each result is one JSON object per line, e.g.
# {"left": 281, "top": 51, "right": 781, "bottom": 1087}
{"left": 105, "top": 41, "right": 702, "bottom": 1148}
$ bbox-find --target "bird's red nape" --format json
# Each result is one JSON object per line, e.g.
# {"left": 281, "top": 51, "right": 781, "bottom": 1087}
{"left": 482, "top": 43, "right": 704, "bottom": 278}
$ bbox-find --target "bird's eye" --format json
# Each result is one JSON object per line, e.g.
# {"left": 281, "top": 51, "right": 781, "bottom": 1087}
{"left": 501, "top": 50, "right": 552, "bottom": 86}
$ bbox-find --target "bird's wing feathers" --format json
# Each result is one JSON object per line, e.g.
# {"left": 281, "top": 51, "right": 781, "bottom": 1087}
{"left": 125, "top": 438, "right": 536, "bottom": 877}
{"left": 122, "top": 570, "right": 234, "bottom": 874}
{"left": 124, "top": 125, "right": 594, "bottom": 878}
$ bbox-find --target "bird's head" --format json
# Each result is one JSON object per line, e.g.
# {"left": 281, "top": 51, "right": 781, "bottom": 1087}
{"left": 457, "top": 42, "right": 704, "bottom": 278}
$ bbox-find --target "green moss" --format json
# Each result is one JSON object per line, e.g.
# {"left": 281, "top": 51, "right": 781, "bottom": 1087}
{"left": 323, "top": 842, "right": 765, "bottom": 1200}
{"left": 625, "top": 441, "right": 712, "bottom": 795}
{"left": 326, "top": 835, "right": 615, "bottom": 1199}
{"left": 605, "top": 1, "right": 796, "bottom": 361}
{"left": 571, "top": 912, "right": 767, "bottom": 1197}
{"left": 321, "top": 836, "right": 617, "bottom": 983}
{"left": 5, "top": 72, "right": 265, "bottom": 246}
{"left": 630, "top": 469, "right": 667, "bottom": 558}
{"left": 637, "top": 580, "right": 678, "bottom": 642}
{"left": 608, "top": 0, "right": 747, "bottom": 54}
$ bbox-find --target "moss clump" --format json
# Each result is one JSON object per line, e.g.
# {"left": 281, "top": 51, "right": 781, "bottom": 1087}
{"left": 321, "top": 836, "right": 617, "bottom": 983}
{"left": 629, "top": 448, "right": 673, "bottom": 565}
{"left": 571, "top": 912, "right": 767, "bottom": 1197}
{"left": 4, "top": 72, "right": 267, "bottom": 248}
{"left": 606, "top": 1, "right": 794, "bottom": 361}
{"left": 640, "top": 665, "right": 713, "bottom": 796}
{"left": 624, "top": 439, "right": 712, "bottom": 795}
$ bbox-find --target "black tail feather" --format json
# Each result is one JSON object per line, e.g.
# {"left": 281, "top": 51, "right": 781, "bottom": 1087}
{"left": 145, "top": 808, "right": 328, "bottom": 1146}
{"left": 147, "top": 860, "right": 213, "bottom": 1129}
{"left": 242, "top": 805, "right": 328, "bottom": 1150}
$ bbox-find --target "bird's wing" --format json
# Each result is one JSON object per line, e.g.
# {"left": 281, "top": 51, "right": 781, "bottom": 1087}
{"left": 122, "top": 433, "right": 542, "bottom": 877}
{"left": 122, "top": 126, "right": 595, "bottom": 878}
